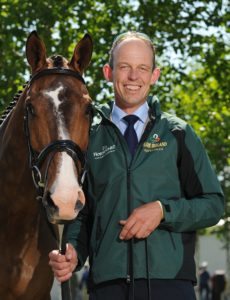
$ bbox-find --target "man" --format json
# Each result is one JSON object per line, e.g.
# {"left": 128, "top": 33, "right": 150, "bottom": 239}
{"left": 199, "top": 262, "right": 210, "bottom": 300}
{"left": 49, "top": 32, "right": 224, "bottom": 300}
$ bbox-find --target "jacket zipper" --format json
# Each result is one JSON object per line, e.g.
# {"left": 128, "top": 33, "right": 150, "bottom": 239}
{"left": 126, "top": 117, "right": 156, "bottom": 285}
{"left": 126, "top": 167, "right": 132, "bottom": 284}
{"left": 98, "top": 118, "right": 132, "bottom": 283}
{"left": 97, "top": 110, "right": 156, "bottom": 285}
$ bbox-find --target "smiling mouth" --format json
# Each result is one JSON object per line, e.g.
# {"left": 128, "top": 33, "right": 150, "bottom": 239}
{"left": 125, "top": 85, "right": 141, "bottom": 91}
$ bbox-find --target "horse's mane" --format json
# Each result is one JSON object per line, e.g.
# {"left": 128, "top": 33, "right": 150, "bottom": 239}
{"left": 0, "top": 83, "right": 27, "bottom": 126}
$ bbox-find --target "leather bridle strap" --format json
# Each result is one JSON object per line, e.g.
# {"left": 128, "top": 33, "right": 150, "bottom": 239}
{"left": 28, "top": 67, "right": 85, "bottom": 86}
{"left": 35, "top": 140, "right": 85, "bottom": 169}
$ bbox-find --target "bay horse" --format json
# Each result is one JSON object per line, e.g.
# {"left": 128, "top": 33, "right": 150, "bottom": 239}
{"left": 0, "top": 31, "right": 93, "bottom": 300}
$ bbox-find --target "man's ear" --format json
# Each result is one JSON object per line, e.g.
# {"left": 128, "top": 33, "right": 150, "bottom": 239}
{"left": 150, "top": 68, "right": 161, "bottom": 85}
{"left": 103, "top": 64, "right": 113, "bottom": 82}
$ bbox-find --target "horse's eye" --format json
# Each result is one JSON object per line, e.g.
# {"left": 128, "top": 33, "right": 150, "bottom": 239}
{"left": 27, "top": 103, "right": 35, "bottom": 116}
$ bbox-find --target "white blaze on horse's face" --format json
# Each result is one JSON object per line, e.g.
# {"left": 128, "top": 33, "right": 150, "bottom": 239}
{"left": 44, "top": 84, "right": 85, "bottom": 220}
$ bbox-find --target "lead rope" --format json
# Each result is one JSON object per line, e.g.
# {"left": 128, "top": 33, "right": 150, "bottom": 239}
{"left": 129, "top": 239, "right": 135, "bottom": 300}
{"left": 129, "top": 239, "right": 151, "bottom": 300}
{"left": 145, "top": 238, "right": 151, "bottom": 300}
{"left": 40, "top": 156, "right": 72, "bottom": 300}
{"left": 59, "top": 224, "right": 72, "bottom": 300}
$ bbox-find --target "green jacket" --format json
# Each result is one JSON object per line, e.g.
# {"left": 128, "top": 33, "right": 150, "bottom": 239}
{"left": 66, "top": 96, "right": 224, "bottom": 285}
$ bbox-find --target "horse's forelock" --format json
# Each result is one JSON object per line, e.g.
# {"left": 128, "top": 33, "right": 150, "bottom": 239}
{"left": 48, "top": 55, "right": 69, "bottom": 68}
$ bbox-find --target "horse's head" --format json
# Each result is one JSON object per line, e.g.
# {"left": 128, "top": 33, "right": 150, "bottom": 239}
{"left": 25, "top": 31, "right": 93, "bottom": 224}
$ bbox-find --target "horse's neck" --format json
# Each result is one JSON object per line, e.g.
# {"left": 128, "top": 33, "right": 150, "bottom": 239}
{"left": 1, "top": 101, "right": 28, "bottom": 158}
{"left": 0, "top": 106, "right": 35, "bottom": 203}
{"left": 0, "top": 118, "right": 39, "bottom": 236}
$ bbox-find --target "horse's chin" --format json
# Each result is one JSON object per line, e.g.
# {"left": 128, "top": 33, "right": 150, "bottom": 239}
{"left": 48, "top": 217, "right": 73, "bottom": 225}
{"left": 45, "top": 206, "right": 77, "bottom": 224}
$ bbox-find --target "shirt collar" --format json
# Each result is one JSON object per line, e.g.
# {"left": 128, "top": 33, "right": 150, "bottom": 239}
{"left": 111, "top": 102, "right": 149, "bottom": 124}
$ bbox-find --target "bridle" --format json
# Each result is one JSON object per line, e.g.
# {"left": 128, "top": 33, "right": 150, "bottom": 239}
{"left": 24, "top": 67, "right": 89, "bottom": 203}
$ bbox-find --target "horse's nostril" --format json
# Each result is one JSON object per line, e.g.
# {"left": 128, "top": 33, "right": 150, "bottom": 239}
{"left": 46, "top": 192, "right": 58, "bottom": 210}
{"left": 75, "top": 200, "right": 84, "bottom": 212}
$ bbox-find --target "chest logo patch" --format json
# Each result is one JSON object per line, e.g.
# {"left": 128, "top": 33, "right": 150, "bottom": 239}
{"left": 93, "top": 144, "right": 116, "bottom": 159}
{"left": 143, "top": 133, "right": 167, "bottom": 152}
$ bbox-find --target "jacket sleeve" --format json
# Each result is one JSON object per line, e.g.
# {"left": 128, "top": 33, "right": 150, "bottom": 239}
{"left": 160, "top": 124, "right": 225, "bottom": 232}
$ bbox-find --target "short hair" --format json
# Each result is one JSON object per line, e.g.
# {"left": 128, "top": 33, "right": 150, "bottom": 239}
{"left": 108, "top": 31, "right": 156, "bottom": 69}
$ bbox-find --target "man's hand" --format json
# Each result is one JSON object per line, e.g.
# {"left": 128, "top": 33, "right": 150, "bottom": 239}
{"left": 119, "top": 201, "right": 163, "bottom": 240}
{"left": 49, "top": 243, "right": 78, "bottom": 282}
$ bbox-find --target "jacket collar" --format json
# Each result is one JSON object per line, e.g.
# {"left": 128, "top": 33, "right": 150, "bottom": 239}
{"left": 96, "top": 96, "right": 161, "bottom": 121}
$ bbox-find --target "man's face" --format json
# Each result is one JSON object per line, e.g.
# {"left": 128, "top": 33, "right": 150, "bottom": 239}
{"left": 104, "top": 38, "right": 160, "bottom": 113}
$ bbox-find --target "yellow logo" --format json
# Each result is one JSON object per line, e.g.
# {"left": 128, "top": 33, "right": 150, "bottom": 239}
{"left": 143, "top": 134, "right": 167, "bottom": 152}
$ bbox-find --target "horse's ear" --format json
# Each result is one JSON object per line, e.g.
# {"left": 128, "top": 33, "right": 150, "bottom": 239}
{"left": 26, "top": 31, "right": 47, "bottom": 74}
{"left": 69, "top": 34, "right": 93, "bottom": 74}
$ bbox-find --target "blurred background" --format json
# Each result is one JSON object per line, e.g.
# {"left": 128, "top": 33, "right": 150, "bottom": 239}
{"left": 1, "top": 0, "right": 229, "bottom": 299}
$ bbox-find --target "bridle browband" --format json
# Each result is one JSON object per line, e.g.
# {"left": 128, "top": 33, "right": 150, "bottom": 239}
{"left": 24, "top": 67, "right": 88, "bottom": 202}
{"left": 28, "top": 67, "right": 85, "bottom": 87}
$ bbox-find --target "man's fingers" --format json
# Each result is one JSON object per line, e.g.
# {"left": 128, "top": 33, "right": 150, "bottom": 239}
{"left": 49, "top": 260, "right": 71, "bottom": 270}
{"left": 120, "top": 219, "right": 141, "bottom": 240}
{"left": 49, "top": 250, "right": 65, "bottom": 263}
{"left": 119, "top": 202, "right": 163, "bottom": 240}
{"left": 57, "top": 273, "right": 73, "bottom": 283}
{"left": 48, "top": 244, "right": 78, "bottom": 283}
{"left": 119, "top": 218, "right": 135, "bottom": 239}
{"left": 54, "top": 266, "right": 72, "bottom": 277}
{"left": 135, "top": 226, "right": 151, "bottom": 239}
{"left": 54, "top": 270, "right": 73, "bottom": 283}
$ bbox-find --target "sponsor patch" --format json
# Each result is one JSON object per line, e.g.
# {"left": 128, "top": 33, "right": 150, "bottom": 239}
{"left": 93, "top": 144, "right": 116, "bottom": 159}
{"left": 143, "top": 133, "right": 167, "bottom": 152}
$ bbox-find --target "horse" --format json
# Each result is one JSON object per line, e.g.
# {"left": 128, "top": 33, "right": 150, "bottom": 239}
{"left": 0, "top": 31, "right": 93, "bottom": 300}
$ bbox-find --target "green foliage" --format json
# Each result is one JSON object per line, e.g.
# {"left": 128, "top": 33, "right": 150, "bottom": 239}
{"left": 0, "top": 0, "right": 229, "bottom": 241}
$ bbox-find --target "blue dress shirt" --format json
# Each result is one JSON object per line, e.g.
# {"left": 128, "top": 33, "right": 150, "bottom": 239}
{"left": 111, "top": 102, "right": 149, "bottom": 141}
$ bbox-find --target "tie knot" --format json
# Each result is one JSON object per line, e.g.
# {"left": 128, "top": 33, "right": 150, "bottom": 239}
{"left": 123, "top": 115, "right": 139, "bottom": 126}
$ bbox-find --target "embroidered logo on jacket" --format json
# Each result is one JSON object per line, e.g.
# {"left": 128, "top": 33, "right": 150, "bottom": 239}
{"left": 93, "top": 145, "right": 116, "bottom": 159}
{"left": 143, "top": 133, "right": 167, "bottom": 152}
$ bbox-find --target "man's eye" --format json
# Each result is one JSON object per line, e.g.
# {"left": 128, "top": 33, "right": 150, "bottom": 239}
{"left": 120, "top": 65, "right": 129, "bottom": 69}
{"left": 140, "top": 66, "right": 149, "bottom": 72}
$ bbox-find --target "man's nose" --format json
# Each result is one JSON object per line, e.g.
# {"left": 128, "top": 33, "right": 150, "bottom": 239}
{"left": 128, "top": 68, "right": 138, "bottom": 80}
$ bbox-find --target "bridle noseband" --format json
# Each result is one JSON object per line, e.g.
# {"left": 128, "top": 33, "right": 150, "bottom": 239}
{"left": 24, "top": 67, "right": 89, "bottom": 202}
